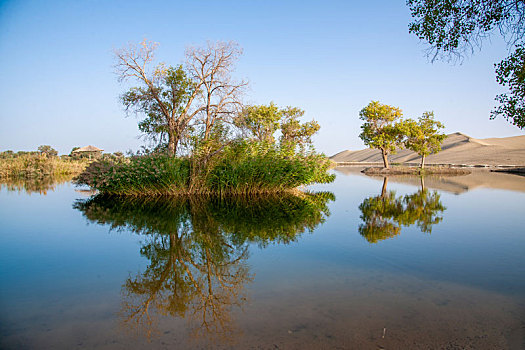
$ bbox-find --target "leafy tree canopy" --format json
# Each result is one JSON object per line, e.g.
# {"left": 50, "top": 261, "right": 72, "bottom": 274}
{"left": 400, "top": 111, "right": 446, "bottom": 168}
{"left": 407, "top": 0, "right": 525, "bottom": 129}
{"left": 237, "top": 103, "right": 282, "bottom": 143}
{"left": 280, "top": 107, "right": 320, "bottom": 154}
{"left": 492, "top": 44, "right": 525, "bottom": 128}
{"left": 236, "top": 104, "right": 321, "bottom": 155}
{"left": 359, "top": 101, "right": 404, "bottom": 168}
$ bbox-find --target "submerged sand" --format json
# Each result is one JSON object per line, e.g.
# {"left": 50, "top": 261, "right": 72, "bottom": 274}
{"left": 331, "top": 132, "right": 525, "bottom": 167}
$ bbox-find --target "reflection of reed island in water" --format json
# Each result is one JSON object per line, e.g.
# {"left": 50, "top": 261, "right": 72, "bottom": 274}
{"left": 74, "top": 192, "right": 334, "bottom": 343}
{"left": 358, "top": 177, "right": 446, "bottom": 243}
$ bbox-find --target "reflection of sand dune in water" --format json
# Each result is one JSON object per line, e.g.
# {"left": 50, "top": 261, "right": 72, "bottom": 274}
{"left": 335, "top": 167, "right": 525, "bottom": 194}
{"left": 331, "top": 132, "right": 525, "bottom": 166}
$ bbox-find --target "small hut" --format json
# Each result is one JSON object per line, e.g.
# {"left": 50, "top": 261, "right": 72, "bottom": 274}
{"left": 71, "top": 145, "right": 103, "bottom": 159}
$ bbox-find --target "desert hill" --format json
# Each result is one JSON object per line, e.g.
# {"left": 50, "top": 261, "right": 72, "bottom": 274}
{"left": 330, "top": 132, "right": 525, "bottom": 166}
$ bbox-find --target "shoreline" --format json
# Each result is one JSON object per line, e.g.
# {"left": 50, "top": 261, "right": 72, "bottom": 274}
{"left": 332, "top": 161, "right": 525, "bottom": 169}
{"left": 332, "top": 160, "right": 525, "bottom": 169}
{"left": 361, "top": 166, "right": 472, "bottom": 176}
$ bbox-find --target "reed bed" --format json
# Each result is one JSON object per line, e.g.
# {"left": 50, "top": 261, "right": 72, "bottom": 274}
{"left": 75, "top": 147, "right": 335, "bottom": 196}
{"left": 0, "top": 155, "right": 90, "bottom": 179}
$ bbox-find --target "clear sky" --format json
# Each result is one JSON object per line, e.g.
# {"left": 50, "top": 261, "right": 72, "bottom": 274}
{"left": 0, "top": 0, "right": 521, "bottom": 156}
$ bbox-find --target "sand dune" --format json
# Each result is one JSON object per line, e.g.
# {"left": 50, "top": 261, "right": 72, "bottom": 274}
{"left": 331, "top": 132, "right": 525, "bottom": 166}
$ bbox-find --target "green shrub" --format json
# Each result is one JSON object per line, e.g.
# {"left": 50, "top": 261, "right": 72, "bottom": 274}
{"left": 75, "top": 142, "right": 335, "bottom": 196}
{"left": 75, "top": 155, "right": 191, "bottom": 195}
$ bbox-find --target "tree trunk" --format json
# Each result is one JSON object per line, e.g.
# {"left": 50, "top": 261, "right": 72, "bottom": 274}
{"left": 421, "top": 155, "right": 425, "bottom": 169}
{"left": 381, "top": 177, "right": 389, "bottom": 198}
{"left": 167, "top": 135, "right": 176, "bottom": 156}
{"left": 381, "top": 149, "right": 389, "bottom": 169}
{"left": 167, "top": 123, "right": 179, "bottom": 156}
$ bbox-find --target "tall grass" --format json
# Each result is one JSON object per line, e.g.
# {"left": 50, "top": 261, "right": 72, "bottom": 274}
{"left": 75, "top": 156, "right": 191, "bottom": 195}
{"left": 0, "top": 154, "right": 89, "bottom": 179}
{"left": 75, "top": 142, "right": 335, "bottom": 196}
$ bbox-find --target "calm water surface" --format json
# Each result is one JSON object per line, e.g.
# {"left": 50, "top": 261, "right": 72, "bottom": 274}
{"left": 1, "top": 169, "right": 524, "bottom": 349}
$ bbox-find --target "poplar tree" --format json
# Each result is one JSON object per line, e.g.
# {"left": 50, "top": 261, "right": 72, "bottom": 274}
{"left": 401, "top": 112, "right": 446, "bottom": 169}
{"left": 407, "top": 0, "right": 525, "bottom": 129}
{"left": 359, "top": 101, "right": 404, "bottom": 168}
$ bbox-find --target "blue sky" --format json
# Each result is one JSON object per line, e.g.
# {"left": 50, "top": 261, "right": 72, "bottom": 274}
{"left": 0, "top": 0, "right": 520, "bottom": 155}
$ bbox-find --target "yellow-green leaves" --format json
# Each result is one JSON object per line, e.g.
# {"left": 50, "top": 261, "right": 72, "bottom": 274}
{"left": 359, "top": 102, "right": 446, "bottom": 169}
{"left": 359, "top": 101, "right": 404, "bottom": 168}
{"left": 237, "top": 103, "right": 282, "bottom": 143}
{"left": 401, "top": 111, "right": 446, "bottom": 168}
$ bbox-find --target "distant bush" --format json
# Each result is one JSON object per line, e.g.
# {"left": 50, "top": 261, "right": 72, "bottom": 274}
{"left": 38, "top": 145, "right": 58, "bottom": 158}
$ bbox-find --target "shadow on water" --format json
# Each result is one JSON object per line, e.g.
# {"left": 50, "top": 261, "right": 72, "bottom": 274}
{"left": 358, "top": 177, "right": 446, "bottom": 243}
{"left": 73, "top": 191, "right": 334, "bottom": 344}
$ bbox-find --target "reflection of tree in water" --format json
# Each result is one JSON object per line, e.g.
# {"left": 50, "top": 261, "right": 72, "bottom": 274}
{"left": 359, "top": 177, "right": 445, "bottom": 243}
{"left": 74, "top": 192, "right": 334, "bottom": 342}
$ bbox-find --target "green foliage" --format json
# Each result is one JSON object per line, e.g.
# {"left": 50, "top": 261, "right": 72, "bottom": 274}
{"left": 236, "top": 104, "right": 321, "bottom": 155}
{"left": 75, "top": 142, "right": 335, "bottom": 196}
{"left": 74, "top": 155, "right": 191, "bottom": 195}
{"left": 206, "top": 142, "right": 335, "bottom": 195}
{"left": 407, "top": 0, "right": 512, "bottom": 57}
{"left": 400, "top": 111, "right": 446, "bottom": 168}
{"left": 279, "top": 106, "right": 320, "bottom": 155}
{"left": 79, "top": 70, "right": 333, "bottom": 197}
{"left": 116, "top": 40, "right": 246, "bottom": 157}
{"left": 492, "top": 44, "right": 525, "bottom": 128}
{"left": 111, "top": 41, "right": 333, "bottom": 194}
{"left": 92, "top": 40, "right": 331, "bottom": 195}
{"left": 121, "top": 64, "right": 196, "bottom": 153}
{"left": 237, "top": 103, "right": 282, "bottom": 143}
{"left": 359, "top": 101, "right": 404, "bottom": 168}
{"left": 407, "top": 0, "right": 525, "bottom": 128}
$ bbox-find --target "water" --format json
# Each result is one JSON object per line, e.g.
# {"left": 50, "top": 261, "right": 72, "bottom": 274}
{"left": 1, "top": 169, "right": 524, "bottom": 349}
